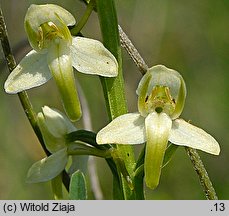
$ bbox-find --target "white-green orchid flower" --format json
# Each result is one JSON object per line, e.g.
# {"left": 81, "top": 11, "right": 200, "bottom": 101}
{"left": 96, "top": 65, "right": 220, "bottom": 190}
{"left": 4, "top": 4, "right": 118, "bottom": 121}
{"left": 26, "top": 106, "right": 76, "bottom": 183}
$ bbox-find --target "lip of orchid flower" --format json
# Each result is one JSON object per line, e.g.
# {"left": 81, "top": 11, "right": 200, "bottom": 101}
{"left": 4, "top": 4, "right": 119, "bottom": 121}
{"left": 96, "top": 64, "right": 220, "bottom": 190}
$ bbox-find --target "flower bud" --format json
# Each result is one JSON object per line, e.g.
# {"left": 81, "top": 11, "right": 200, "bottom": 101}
{"left": 136, "top": 65, "right": 186, "bottom": 119}
{"left": 37, "top": 106, "right": 76, "bottom": 153}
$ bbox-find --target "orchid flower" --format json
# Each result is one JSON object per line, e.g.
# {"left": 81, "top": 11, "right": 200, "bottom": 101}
{"left": 27, "top": 106, "right": 111, "bottom": 183}
{"left": 4, "top": 4, "right": 118, "bottom": 121}
{"left": 26, "top": 106, "right": 76, "bottom": 183}
{"left": 96, "top": 65, "right": 220, "bottom": 190}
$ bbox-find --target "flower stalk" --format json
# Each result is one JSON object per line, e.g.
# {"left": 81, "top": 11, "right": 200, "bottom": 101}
{"left": 185, "top": 147, "right": 218, "bottom": 200}
{"left": 70, "top": 0, "right": 96, "bottom": 35}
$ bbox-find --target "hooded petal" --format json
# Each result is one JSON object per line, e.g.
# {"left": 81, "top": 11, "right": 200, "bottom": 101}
{"left": 26, "top": 148, "right": 68, "bottom": 183}
{"left": 70, "top": 37, "right": 118, "bottom": 77}
{"left": 144, "top": 112, "right": 172, "bottom": 189}
{"left": 47, "top": 40, "right": 82, "bottom": 121}
{"left": 41, "top": 106, "right": 76, "bottom": 137}
{"left": 4, "top": 50, "right": 51, "bottom": 93}
{"left": 24, "top": 4, "right": 75, "bottom": 51}
{"left": 37, "top": 112, "right": 65, "bottom": 153}
{"left": 96, "top": 113, "right": 146, "bottom": 144}
{"left": 169, "top": 119, "right": 220, "bottom": 155}
{"left": 37, "top": 106, "right": 76, "bottom": 153}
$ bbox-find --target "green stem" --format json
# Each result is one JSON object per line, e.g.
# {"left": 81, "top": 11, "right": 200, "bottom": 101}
{"left": 185, "top": 147, "right": 218, "bottom": 200}
{"left": 71, "top": 0, "right": 96, "bottom": 35}
{"left": 51, "top": 174, "right": 63, "bottom": 200}
{"left": 67, "top": 142, "right": 112, "bottom": 158}
{"left": 96, "top": 0, "right": 136, "bottom": 199}
{"left": 0, "top": 6, "right": 70, "bottom": 191}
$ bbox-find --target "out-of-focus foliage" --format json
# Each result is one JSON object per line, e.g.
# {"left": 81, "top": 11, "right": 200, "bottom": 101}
{"left": 0, "top": 0, "right": 228, "bottom": 199}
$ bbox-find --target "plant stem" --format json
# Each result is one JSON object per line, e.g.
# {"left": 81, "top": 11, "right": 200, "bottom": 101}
{"left": 0, "top": 6, "right": 71, "bottom": 191}
{"left": 96, "top": 0, "right": 136, "bottom": 199}
{"left": 185, "top": 147, "right": 218, "bottom": 200}
{"left": 70, "top": 0, "right": 96, "bottom": 35}
{"left": 51, "top": 174, "right": 64, "bottom": 200}
{"left": 118, "top": 25, "right": 148, "bottom": 75}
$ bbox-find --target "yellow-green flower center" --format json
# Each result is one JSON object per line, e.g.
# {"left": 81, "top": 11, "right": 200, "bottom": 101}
{"left": 37, "top": 20, "right": 72, "bottom": 50}
{"left": 144, "top": 86, "right": 176, "bottom": 115}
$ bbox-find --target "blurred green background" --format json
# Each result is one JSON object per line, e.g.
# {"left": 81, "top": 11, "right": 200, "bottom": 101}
{"left": 0, "top": 0, "right": 228, "bottom": 199}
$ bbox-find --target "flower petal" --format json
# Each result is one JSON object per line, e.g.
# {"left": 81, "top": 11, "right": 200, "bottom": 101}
{"left": 4, "top": 50, "right": 51, "bottom": 93}
{"left": 47, "top": 40, "right": 82, "bottom": 121}
{"left": 37, "top": 112, "right": 65, "bottom": 153}
{"left": 26, "top": 148, "right": 68, "bottom": 183}
{"left": 145, "top": 112, "right": 172, "bottom": 189}
{"left": 25, "top": 4, "right": 76, "bottom": 30}
{"left": 96, "top": 113, "right": 146, "bottom": 144}
{"left": 169, "top": 119, "right": 220, "bottom": 155}
{"left": 37, "top": 106, "right": 76, "bottom": 153}
{"left": 41, "top": 106, "right": 76, "bottom": 137}
{"left": 25, "top": 4, "right": 75, "bottom": 51}
{"left": 71, "top": 37, "right": 118, "bottom": 77}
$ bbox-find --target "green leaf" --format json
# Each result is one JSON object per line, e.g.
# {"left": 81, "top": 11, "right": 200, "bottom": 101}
{"left": 26, "top": 148, "right": 68, "bottom": 183}
{"left": 69, "top": 170, "right": 87, "bottom": 200}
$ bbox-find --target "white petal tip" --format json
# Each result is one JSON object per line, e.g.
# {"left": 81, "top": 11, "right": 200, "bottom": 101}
{"left": 4, "top": 81, "right": 21, "bottom": 94}
{"left": 95, "top": 135, "right": 104, "bottom": 145}
{"left": 210, "top": 145, "right": 220, "bottom": 155}
{"left": 170, "top": 119, "right": 221, "bottom": 156}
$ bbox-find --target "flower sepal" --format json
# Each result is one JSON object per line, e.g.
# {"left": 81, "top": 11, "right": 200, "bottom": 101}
{"left": 37, "top": 106, "right": 76, "bottom": 153}
{"left": 24, "top": 4, "right": 75, "bottom": 52}
{"left": 26, "top": 148, "right": 68, "bottom": 183}
{"left": 137, "top": 65, "right": 186, "bottom": 119}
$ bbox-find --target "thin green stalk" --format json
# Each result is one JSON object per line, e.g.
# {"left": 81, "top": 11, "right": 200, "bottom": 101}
{"left": 96, "top": 0, "right": 136, "bottom": 199}
{"left": 0, "top": 6, "right": 70, "bottom": 191}
{"left": 185, "top": 147, "right": 218, "bottom": 200}
{"left": 51, "top": 174, "right": 64, "bottom": 200}
{"left": 70, "top": 0, "right": 96, "bottom": 35}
